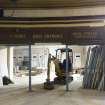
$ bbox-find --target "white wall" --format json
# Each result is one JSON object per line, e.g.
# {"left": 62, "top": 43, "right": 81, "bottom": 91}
{"left": 14, "top": 45, "right": 88, "bottom": 72}
{"left": 14, "top": 46, "right": 49, "bottom": 69}
{"left": 70, "top": 46, "right": 87, "bottom": 68}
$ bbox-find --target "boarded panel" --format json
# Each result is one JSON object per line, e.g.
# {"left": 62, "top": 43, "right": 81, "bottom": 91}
{"left": 0, "top": 27, "right": 104, "bottom": 45}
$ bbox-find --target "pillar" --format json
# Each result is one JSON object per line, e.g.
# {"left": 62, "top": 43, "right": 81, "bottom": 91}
{"left": 66, "top": 45, "right": 69, "bottom": 91}
{"left": 7, "top": 47, "right": 14, "bottom": 80}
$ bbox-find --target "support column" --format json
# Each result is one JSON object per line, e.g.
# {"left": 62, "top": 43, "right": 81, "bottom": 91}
{"left": 0, "top": 47, "right": 8, "bottom": 86}
{"left": 7, "top": 47, "right": 14, "bottom": 80}
{"left": 29, "top": 44, "right": 32, "bottom": 92}
{"left": 66, "top": 45, "right": 69, "bottom": 91}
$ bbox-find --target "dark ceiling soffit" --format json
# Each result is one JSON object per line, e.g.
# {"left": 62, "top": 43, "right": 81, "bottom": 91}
{"left": 0, "top": 15, "right": 105, "bottom": 21}
{"left": 1, "top": 1, "right": 105, "bottom": 9}
{"left": 0, "top": 20, "right": 103, "bottom": 24}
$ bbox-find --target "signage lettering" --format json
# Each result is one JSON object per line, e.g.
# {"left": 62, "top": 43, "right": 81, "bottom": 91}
{"left": 72, "top": 32, "right": 97, "bottom": 39}
{"left": 0, "top": 27, "right": 104, "bottom": 45}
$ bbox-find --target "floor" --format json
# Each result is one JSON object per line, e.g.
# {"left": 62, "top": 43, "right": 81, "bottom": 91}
{"left": 0, "top": 72, "right": 105, "bottom": 105}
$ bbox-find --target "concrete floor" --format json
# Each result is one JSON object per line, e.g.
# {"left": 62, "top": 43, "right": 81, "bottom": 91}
{"left": 0, "top": 72, "right": 105, "bottom": 105}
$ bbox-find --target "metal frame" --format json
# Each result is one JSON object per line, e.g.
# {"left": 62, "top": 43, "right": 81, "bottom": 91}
{"left": 29, "top": 44, "right": 32, "bottom": 92}
{"left": 66, "top": 45, "right": 69, "bottom": 91}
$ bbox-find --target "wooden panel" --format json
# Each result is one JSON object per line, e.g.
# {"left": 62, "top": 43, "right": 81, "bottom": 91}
{"left": 0, "top": 0, "right": 105, "bottom": 8}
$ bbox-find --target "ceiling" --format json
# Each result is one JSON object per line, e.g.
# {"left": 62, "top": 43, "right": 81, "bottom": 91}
{"left": 0, "top": 0, "right": 105, "bottom": 9}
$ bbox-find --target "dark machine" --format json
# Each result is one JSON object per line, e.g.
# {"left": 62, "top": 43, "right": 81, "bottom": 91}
{"left": 54, "top": 48, "right": 73, "bottom": 85}
{"left": 44, "top": 48, "right": 73, "bottom": 90}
